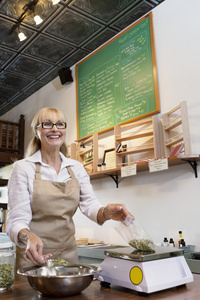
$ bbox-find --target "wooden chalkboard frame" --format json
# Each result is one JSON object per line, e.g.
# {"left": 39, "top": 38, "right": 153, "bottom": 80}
{"left": 76, "top": 12, "right": 159, "bottom": 141}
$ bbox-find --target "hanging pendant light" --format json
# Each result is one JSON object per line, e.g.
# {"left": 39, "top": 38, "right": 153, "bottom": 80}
{"left": 18, "top": 31, "right": 27, "bottom": 41}
{"left": 34, "top": 14, "right": 43, "bottom": 25}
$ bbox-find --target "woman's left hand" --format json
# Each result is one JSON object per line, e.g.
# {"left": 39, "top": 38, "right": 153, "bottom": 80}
{"left": 102, "top": 204, "right": 134, "bottom": 222}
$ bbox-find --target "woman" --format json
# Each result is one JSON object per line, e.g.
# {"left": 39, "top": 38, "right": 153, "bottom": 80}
{"left": 6, "top": 107, "right": 133, "bottom": 269}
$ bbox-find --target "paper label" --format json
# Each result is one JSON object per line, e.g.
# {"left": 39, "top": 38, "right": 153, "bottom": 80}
{"left": 148, "top": 158, "right": 168, "bottom": 173}
{"left": 121, "top": 164, "right": 137, "bottom": 177}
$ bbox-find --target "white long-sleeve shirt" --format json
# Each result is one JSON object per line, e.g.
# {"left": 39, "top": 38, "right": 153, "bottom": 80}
{"left": 6, "top": 150, "right": 102, "bottom": 246}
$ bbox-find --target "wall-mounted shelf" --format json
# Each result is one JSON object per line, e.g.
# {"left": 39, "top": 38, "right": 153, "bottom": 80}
{"left": 89, "top": 155, "right": 200, "bottom": 187}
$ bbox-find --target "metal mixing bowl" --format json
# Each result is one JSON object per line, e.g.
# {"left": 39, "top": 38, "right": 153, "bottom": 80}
{"left": 17, "top": 263, "right": 102, "bottom": 297}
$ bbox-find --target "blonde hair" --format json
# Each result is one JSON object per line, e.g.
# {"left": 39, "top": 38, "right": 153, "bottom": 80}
{"left": 25, "top": 107, "right": 68, "bottom": 157}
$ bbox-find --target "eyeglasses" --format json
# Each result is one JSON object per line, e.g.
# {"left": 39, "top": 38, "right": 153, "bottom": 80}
{"left": 37, "top": 121, "right": 67, "bottom": 129}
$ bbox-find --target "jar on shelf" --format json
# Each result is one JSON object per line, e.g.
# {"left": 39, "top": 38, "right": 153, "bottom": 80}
{"left": 97, "top": 164, "right": 102, "bottom": 171}
{"left": 101, "top": 162, "right": 106, "bottom": 170}
{"left": 0, "top": 241, "right": 16, "bottom": 291}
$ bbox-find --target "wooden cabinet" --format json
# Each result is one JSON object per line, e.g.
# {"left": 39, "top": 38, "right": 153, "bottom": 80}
{"left": 0, "top": 115, "right": 25, "bottom": 167}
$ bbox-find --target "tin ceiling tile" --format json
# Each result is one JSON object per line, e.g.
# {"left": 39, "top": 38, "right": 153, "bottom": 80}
{"left": 84, "top": 28, "right": 118, "bottom": 51}
{"left": 60, "top": 49, "right": 90, "bottom": 68}
{"left": 112, "top": 1, "right": 155, "bottom": 29}
{"left": 0, "top": 18, "right": 26, "bottom": 50}
{"left": 22, "top": 80, "right": 47, "bottom": 94}
{"left": 6, "top": 55, "right": 52, "bottom": 78}
{"left": 23, "top": 35, "right": 74, "bottom": 63}
{"left": 0, "top": 86, "right": 19, "bottom": 103}
{"left": 70, "top": 0, "right": 137, "bottom": 23}
{"left": 0, "top": 48, "right": 16, "bottom": 66}
{"left": 39, "top": 66, "right": 63, "bottom": 82}
{"left": 45, "top": 9, "right": 102, "bottom": 45}
{"left": 0, "top": 71, "right": 33, "bottom": 90}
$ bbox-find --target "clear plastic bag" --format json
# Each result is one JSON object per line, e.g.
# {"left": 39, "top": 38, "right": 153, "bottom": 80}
{"left": 115, "top": 216, "right": 155, "bottom": 253}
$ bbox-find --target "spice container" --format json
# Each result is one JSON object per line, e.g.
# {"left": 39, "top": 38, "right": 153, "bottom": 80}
{"left": 163, "top": 237, "right": 169, "bottom": 247}
{"left": 0, "top": 241, "right": 15, "bottom": 291}
{"left": 169, "top": 238, "right": 175, "bottom": 247}
{"left": 101, "top": 163, "right": 106, "bottom": 170}
{"left": 97, "top": 164, "right": 102, "bottom": 171}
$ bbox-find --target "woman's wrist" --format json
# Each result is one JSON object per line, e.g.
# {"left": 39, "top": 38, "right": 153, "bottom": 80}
{"left": 102, "top": 206, "right": 110, "bottom": 221}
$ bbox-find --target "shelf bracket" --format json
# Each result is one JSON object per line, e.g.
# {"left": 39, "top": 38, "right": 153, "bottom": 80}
{"left": 181, "top": 159, "right": 198, "bottom": 178}
{"left": 104, "top": 174, "right": 119, "bottom": 188}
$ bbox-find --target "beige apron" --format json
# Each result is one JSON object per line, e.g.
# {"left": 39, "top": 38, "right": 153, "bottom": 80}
{"left": 16, "top": 163, "right": 80, "bottom": 270}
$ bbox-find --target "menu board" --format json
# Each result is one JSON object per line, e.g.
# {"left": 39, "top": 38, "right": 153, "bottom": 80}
{"left": 76, "top": 12, "right": 159, "bottom": 140}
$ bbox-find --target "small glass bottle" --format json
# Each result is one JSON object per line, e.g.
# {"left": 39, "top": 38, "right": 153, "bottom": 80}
{"left": 101, "top": 162, "right": 106, "bottom": 170}
{"left": 180, "top": 239, "right": 186, "bottom": 248}
{"left": 0, "top": 241, "right": 16, "bottom": 291}
{"left": 97, "top": 164, "right": 102, "bottom": 171}
{"left": 169, "top": 238, "right": 175, "bottom": 247}
{"left": 178, "top": 231, "right": 182, "bottom": 247}
{"left": 163, "top": 237, "right": 168, "bottom": 247}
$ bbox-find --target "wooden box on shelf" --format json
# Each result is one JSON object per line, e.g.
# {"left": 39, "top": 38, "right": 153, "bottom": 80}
{"left": 114, "top": 115, "right": 165, "bottom": 168}
{"left": 162, "top": 101, "right": 191, "bottom": 157}
{"left": 77, "top": 133, "right": 98, "bottom": 173}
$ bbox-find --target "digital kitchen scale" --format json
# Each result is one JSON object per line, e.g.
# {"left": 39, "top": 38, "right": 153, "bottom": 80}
{"left": 95, "top": 246, "right": 193, "bottom": 294}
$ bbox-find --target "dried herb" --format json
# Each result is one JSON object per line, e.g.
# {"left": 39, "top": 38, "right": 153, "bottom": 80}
{"left": 129, "top": 239, "right": 155, "bottom": 253}
{"left": 47, "top": 258, "right": 69, "bottom": 267}
{"left": 0, "top": 264, "right": 14, "bottom": 289}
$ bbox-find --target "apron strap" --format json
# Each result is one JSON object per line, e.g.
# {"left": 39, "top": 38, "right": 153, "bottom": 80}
{"left": 35, "top": 163, "right": 41, "bottom": 179}
{"left": 67, "top": 166, "right": 76, "bottom": 179}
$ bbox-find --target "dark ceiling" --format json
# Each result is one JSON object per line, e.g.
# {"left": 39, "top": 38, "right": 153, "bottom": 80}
{"left": 0, "top": 0, "right": 165, "bottom": 117}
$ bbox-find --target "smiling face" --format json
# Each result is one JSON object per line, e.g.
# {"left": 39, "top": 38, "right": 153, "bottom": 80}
{"left": 35, "top": 109, "right": 66, "bottom": 152}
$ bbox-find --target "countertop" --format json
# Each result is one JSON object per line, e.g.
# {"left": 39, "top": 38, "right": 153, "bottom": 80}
{"left": 1, "top": 274, "right": 200, "bottom": 300}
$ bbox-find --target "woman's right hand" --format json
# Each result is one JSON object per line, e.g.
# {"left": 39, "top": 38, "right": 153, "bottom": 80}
{"left": 18, "top": 229, "right": 52, "bottom": 265}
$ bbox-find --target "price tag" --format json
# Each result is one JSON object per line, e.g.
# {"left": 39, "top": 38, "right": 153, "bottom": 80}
{"left": 121, "top": 164, "right": 137, "bottom": 178}
{"left": 148, "top": 158, "right": 168, "bottom": 173}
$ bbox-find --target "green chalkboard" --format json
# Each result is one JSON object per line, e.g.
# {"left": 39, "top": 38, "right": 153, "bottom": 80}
{"left": 76, "top": 12, "right": 159, "bottom": 140}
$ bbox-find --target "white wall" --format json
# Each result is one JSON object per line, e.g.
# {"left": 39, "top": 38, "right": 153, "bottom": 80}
{"left": 1, "top": 0, "right": 200, "bottom": 249}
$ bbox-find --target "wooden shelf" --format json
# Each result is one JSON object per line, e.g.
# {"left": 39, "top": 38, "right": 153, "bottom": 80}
{"left": 89, "top": 155, "right": 200, "bottom": 187}
{"left": 115, "top": 130, "right": 154, "bottom": 142}
{"left": 165, "top": 137, "right": 183, "bottom": 148}
{"left": 164, "top": 119, "right": 182, "bottom": 131}
{"left": 116, "top": 145, "right": 154, "bottom": 155}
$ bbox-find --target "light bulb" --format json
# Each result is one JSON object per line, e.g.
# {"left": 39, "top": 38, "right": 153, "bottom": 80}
{"left": 34, "top": 15, "right": 43, "bottom": 25}
{"left": 52, "top": 0, "right": 60, "bottom": 4}
{"left": 18, "top": 32, "right": 27, "bottom": 41}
